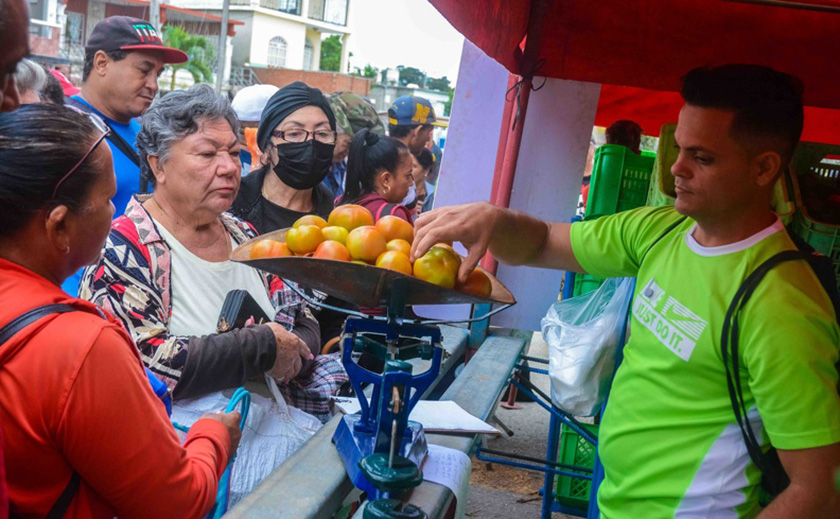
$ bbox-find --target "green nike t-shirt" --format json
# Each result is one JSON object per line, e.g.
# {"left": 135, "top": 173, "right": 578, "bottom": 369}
{"left": 569, "top": 206, "right": 840, "bottom": 519}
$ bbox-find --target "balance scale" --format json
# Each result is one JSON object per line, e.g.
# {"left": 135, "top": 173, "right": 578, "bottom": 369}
{"left": 233, "top": 231, "right": 515, "bottom": 519}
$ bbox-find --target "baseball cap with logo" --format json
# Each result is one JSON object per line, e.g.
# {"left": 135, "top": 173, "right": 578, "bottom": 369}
{"left": 388, "top": 95, "right": 444, "bottom": 127}
{"left": 85, "top": 16, "right": 188, "bottom": 64}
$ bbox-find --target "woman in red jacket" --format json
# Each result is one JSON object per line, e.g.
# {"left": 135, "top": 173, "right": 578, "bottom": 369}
{"left": 0, "top": 104, "right": 240, "bottom": 519}
{"left": 339, "top": 129, "right": 415, "bottom": 223}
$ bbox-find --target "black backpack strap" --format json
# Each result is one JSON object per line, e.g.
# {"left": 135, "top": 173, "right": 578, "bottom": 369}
{"left": 46, "top": 471, "right": 81, "bottom": 519}
{"left": 0, "top": 303, "right": 91, "bottom": 518}
{"left": 64, "top": 97, "right": 147, "bottom": 193}
{"left": 641, "top": 215, "right": 688, "bottom": 263}
{"left": 0, "top": 304, "right": 76, "bottom": 345}
{"left": 722, "top": 250, "right": 807, "bottom": 492}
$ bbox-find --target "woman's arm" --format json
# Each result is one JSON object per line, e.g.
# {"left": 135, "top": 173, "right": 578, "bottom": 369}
{"left": 81, "top": 236, "right": 277, "bottom": 399}
{"left": 59, "top": 326, "right": 234, "bottom": 519}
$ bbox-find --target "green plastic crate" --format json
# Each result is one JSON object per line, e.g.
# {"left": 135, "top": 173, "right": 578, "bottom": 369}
{"left": 554, "top": 423, "right": 599, "bottom": 511}
{"left": 791, "top": 213, "right": 840, "bottom": 292}
{"left": 585, "top": 145, "right": 655, "bottom": 219}
{"left": 788, "top": 141, "right": 840, "bottom": 291}
{"left": 572, "top": 273, "right": 603, "bottom": 298}
{"left": 646, "top": 123, "right": 678, "bottom": 208}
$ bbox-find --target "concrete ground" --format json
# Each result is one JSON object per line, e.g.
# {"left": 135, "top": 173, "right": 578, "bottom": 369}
{"left": 464, "top": 332, "right": 580, "bottom": 519}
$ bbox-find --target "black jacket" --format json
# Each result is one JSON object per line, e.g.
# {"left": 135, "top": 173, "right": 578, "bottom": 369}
{"left": 231, "top": 167, "right": 334, "bottom": 235}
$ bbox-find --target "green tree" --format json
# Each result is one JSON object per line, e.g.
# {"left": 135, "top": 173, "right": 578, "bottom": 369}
{"left": 162, "top": 25, "right": 215, "bottom": 91}
{"left": 353, "top": 63, "right": 378, "bottom": 81}
{"left": 426, "top": 76, "right": 451, "bottom": 92}
{"left": 320, "top": 35, "right": 342, "bottom": 72}
{"left": 444, "top": 88, "right": 454, "bottom": 117}
{"left": 397, "top": 66, "right": 425, "bottom": 87}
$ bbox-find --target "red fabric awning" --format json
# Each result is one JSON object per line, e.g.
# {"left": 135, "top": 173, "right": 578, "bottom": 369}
{"left": 595, "top": 85, "right": 840, "bottom": 145}
{"left": 430, "top": 0, "right": 840, "bottom": 143}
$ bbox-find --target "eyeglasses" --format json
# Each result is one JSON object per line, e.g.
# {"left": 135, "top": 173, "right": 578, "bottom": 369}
{"left": 272, "top": 129, "right": 337, "bottom": 145}
{"left": 52, "top": 109, "right": 111, "bottom": 199}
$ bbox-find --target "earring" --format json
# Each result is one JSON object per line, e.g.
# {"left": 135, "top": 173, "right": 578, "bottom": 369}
{"left": 61, "top": 246, "right": 70, "bottom": 255}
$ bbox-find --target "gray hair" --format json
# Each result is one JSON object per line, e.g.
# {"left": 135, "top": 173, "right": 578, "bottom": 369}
{"left": 14, "top": 59, "right": 47, "bottom": 98}
{"left": 136, "top": 84, "right": 241, "bottom": 186}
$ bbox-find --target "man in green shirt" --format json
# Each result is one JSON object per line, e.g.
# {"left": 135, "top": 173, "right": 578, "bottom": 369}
{"left": 412, "top": 65, "right": 840, "bottom": 518}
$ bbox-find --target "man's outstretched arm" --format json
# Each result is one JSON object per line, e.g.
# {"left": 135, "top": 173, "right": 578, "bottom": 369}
{"left": 757, "top": 443, "right": 840, "bottom": 518}
{"left": 412, "top": 202, "right": 585, "bottom": 282}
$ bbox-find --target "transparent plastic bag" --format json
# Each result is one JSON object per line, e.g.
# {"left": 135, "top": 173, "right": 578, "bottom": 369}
{"left": 171, "top": 375, "right": 322, "bottom": 507}
{"left": 541, "top": 277, "right": 635, "bottom": 416}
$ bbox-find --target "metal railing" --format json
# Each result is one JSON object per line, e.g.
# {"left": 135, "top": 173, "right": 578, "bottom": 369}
{"left": 308, "top": 0, "right": 348, "bottom": 26}
{"left": 229, "top": 66, "right": 262, "bottom": 90}
{"left": 232, "top": 0, "right": 301, "bottom": 15}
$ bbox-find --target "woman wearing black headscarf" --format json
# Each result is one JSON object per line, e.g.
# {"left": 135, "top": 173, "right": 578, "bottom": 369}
{"left": 231, "top": 82, "right": 350, "bottom": 353}
{"left": 232, "top": 81, "right": 337, "bottom": 233}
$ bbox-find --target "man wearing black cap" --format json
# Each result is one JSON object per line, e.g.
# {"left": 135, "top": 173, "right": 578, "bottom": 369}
{"left": 69, "top": 17, "right": 187, "bottom": 216}
{"left": 63, "top": 16, "right": 187, "bottom": 296}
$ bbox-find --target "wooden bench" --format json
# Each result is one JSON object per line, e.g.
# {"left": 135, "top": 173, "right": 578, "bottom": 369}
{"left": 225, "top": 324, "right": 476, "bottom": 519}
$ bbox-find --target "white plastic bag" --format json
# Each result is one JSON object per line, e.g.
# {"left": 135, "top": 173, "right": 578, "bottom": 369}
{"left": 171, "top": 376, "right": 322, "bottom": 506}
{"left": 541, "top": 277, "right": 635, "bottom": 416}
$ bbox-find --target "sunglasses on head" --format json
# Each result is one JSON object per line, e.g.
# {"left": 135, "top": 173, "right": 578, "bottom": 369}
{"left": 51, "top": 107, "right": 111, "bottom": 200}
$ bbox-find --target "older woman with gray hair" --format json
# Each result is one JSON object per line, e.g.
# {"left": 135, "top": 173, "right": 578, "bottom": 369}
{"left": 80, "top": 84, "right": 346, "bottom": 421}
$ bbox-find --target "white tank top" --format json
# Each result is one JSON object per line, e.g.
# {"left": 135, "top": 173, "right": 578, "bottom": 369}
{"left": 154, "top": 220, "right": 276, "bottom": 337}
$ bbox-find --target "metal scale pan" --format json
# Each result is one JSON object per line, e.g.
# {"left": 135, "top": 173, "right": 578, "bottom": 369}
{"left": 230, "top": 228, "right": 516, "bottom": 309}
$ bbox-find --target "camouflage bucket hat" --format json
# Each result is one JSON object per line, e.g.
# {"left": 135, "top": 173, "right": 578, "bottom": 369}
{"left": 329, "top": 92, "right": 386, "bottom": 136}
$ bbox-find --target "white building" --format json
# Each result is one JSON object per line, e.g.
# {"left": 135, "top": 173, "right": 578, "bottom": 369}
{"left": 171, "top": 0, "right": 352, "bottom": 73}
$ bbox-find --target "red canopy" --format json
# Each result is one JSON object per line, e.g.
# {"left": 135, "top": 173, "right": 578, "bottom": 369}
{"left": 431, "top": 0, "right": 840, "bottom": 143}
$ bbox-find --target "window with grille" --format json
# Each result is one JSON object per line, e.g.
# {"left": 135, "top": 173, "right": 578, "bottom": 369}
{"left": 276, "top": 0, "right": 301, "bottom": 15}
{"left": 267, "top": 37, "right": 287, "bottom": 68}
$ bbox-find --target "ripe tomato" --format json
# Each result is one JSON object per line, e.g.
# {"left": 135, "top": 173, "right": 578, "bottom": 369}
{"left": 328, "top": 204, "right": 375, "bottom": 232}
{"left": 293, "top": 214, "right": 328, "bottom": 229}
{"left": 413, "top": 251, "right": 456, "bottom": 289}
{"left": 375, "top": 250, "right": 412, "bottom": 276}
{"left": 313, "top": 240, "right": 351, "bottom": 261}
{"left": 456, "top": 269, "right": 493, "bottom": 298}
{"left": 428, "top": 245, "right": 462, "bottom": 273}
{"left": 385, "top": 238, "right": 412, "bottom": 257}
{"left": 321, "top": 225, "right": 349, "bottom": 245}
{"left": 285, "top": 225, "right": 324, "bottom": 255}
{"left": 346, "top": 226, "right": 387, "bottom": 263}
{"left": 249, "top": 239, "right": 293, "bottom": 259}
{"left": 375, "top": 215, "right": 414, "bottom": 243}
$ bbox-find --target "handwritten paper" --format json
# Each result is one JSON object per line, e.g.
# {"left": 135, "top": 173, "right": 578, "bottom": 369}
{"left": 421, "top": 444, "right": 472, "bottom": 519}
{"left": 332, "top": 398, "right": 500, "bottom": 435}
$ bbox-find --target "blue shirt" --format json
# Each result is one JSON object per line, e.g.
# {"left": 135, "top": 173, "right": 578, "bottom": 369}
{"left": 63, "top": 96, "right": 142, "bottom": 296}
{"left": 70, "top": 95, "right": 141, "bottom": 218}
{"left": 321, "top": 160, "right": 346, "bottom": 201}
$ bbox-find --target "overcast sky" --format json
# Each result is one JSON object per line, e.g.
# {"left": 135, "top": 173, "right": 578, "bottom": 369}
{"left": 346, "top": 0, "right": 465, "bottom": 84}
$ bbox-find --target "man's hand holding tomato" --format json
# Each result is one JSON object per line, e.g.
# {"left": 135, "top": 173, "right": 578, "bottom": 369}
{"left": 411, "top": 202, "right": 584, "bottom": 283}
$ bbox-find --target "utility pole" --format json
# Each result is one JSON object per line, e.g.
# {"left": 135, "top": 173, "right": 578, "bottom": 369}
{"left": 150, "top": 0, "right": 161, "bottom": 33}
{"left": 215, "top": 0, "right": 231, "bottom": 93}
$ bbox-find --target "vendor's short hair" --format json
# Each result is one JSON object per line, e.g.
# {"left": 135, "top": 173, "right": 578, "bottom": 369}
{"left": 681, "top": 64, "right": 804, "bottom": 164}
{"left": 136, "top": 84, "right": 240, "bottom": 187}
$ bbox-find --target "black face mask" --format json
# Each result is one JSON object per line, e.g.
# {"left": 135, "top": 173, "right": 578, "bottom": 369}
{"left": 272, "top": 140, "right": 335, "bottom": 190}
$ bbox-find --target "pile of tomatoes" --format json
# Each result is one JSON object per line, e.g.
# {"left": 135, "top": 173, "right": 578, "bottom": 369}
{"left": 248, "top": 204, "right": 492, "bottom": 297}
